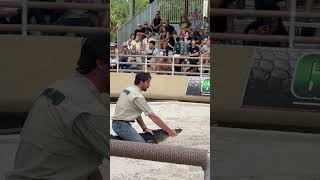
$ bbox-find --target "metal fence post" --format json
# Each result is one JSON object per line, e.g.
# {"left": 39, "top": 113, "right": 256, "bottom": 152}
{"left": 200, "top": 57, "right": 203, "bottom": 78}
{"left": 22, "top": 0, "right": 28, "bottom": 36}
{"left": 171, "top": 56, "right": 175, "bottom": 76}
{"left": 204, "top": 151, "right": 210, "bottom": 180}
{"left": 289, "top": 0, "right": 297, "bottom": 48}
{"left": 145, "top": 56, "right": 148, "bottom": 72}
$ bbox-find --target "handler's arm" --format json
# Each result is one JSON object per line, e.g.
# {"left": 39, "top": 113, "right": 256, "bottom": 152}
{"left": 136, "top": 115, "right": 147, "bottom": 131}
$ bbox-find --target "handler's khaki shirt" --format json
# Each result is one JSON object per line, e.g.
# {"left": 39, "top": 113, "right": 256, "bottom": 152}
{"left": 6, "top": 73, "right": 109, "bottom": 180}
{"left": 112, "top": 85, "right": 153, "bottom": 121}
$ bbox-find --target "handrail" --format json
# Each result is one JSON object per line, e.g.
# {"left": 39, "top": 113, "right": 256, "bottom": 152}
{"left": 0, "top": 1, "right": 107, "bottom": 11}
{"left": 111, "top": 54, "right": 210, "bottom": 60}
{"left": 0, "top": 1, "right": 107, "bottom": 35}
{"left": 110, "top": 53, "right": 210, "bottom": 77}
{"left": 211, "top": 32, "right": 320, "bottom": 44}
{"left": 117, "top": 0, "right": 159, "bottom": 48}
{"left": 211, "top": 8, "right": 320, "bottom": 18}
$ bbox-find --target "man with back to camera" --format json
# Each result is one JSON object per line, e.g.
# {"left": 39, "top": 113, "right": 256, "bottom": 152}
{"left": 6, "top": 34, "right": 109, "bottom": 180}
{"left": 112, "top": 72, "right": 177, "bottom": 142}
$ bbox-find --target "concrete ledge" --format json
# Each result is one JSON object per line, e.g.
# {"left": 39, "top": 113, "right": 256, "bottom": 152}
{"left": 110, "top": 73, "right": 210, "bottom": 103}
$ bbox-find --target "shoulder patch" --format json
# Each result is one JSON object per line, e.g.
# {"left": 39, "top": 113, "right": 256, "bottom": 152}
{"left": 41, "top": 88, "right": 65, "bottom": 106}
{"left": 123, "top": 89, "right": 131, "bottom": 95}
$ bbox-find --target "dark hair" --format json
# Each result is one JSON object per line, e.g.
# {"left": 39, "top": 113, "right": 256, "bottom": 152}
{"left": 149, "top": 40, "right": 156, "bottom": 46}
{"left": 76, "top": 34, "right": 108, "bottom": 74}
{"left": 134, "top": 72, "right": 151, "bottom": 85}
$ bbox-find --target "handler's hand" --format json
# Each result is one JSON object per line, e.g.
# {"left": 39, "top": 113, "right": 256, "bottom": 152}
{"left": 144, "top": 128, "right": 154, "bottom": 135}
{"left": 168, "top": 129, "right": 177, "bottom": 137}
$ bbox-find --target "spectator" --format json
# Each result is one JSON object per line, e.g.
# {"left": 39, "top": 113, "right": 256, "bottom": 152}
{"left": 191, "top": 8, "right": 201, "bottom": 31}
{"left": 135, "top": 35, "right": 143, "bottom": 53}
{"left": 119, "top": 42, "right": 130, "bottom": 69}
{"left": 164, "top": 19, "right": 175, "bottom": 35}
{"left": 127, "top": 33, "right": 137, "bottom": 51}
{"left": 142, "top": 30, "right": 156, "bottom": 53}
{"left": 192, "top": 30, "right": 202, "bottom": 45}
{"left": 156, "top": 57, "right": 172, "bottom": 72}
{"left": 182, "top": 30, "right": 192, "bottom": 53}
{"left": 0, "top": 1, "right": 21, "bottom": 34}
{"left": 145, "top": 40, "right": 159, "bottom": 70}
{"left": 168, "top": 31, "right": 181, "bottom": 54}
{"left": 200, "top": 38, "right": 210, "bottom": 57}
{"left": 110, "top": 43, "right": 118, "bottom": 69}
{"left": 151, "top": 11, "right": 162, "bottom": 33}
{"left": 201, "top": 16, "right": 209, "bottom": 31}
{"left": 179, "top": 15, "right": 191, "bottom": 31}
{"left": 187, "top": 40, "right": 200, "bottom": 73}
{"left": 127, "top": 48, "right": 142, "bottom": 70}
{"left": 159, "top": 26, "right": 170, "bottom": 49}
{"left": 139, "top": 21, "right": 153, "bottom": 40}
{"left": 255, "top": 17, "right": 288, "bottom": 47}
{"left": 135, "top": 24, "right": 145, "bottom": 38}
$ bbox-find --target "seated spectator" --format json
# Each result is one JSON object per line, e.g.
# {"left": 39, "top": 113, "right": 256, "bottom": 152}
{"left": 127, "top": 33, "right": 137, "bottom": 51}
{"left": 255, "top": 17, "right": 288, "bottom": 47}
{"left": 135, "top": 35, "right": 143, "bottom": 53}
{"left": 135, "top": 24, "right": 145, "bottom": 38}
{"left": 168, "top": 31, "right": 181, "bottom": 54}
{"left": 145, "top": 40, "right": 159, "bottom": 70}
{"left": 142, "top": 30, "right": 156, "bottom": 53}
{"left": 200, "top": 38, "right": 210, "bottom": 57}
{"left": 110, "top": 43, "right": 118, "bottom": 69}
{"left": 54, "top": 0, "right": 97, "bottom": 27}
{"left": 191, "top": 8, "right": 201, "bottom": 31}
{"left": 181, "top": 30, "right": 192, "bottom": 55}
{"left": 139, "top": 21, "right": 153, "bottom": 39}
{"left": 119, "top": 42, "right": 130, "bottom": 69}
{"left": 0, "top": 1, "right": 21, "bottom": 34}
{"left": 127, "top": 48, "right": 142, "bottom": 70}
{"left": 156, "top": 57, "right": 172, "bottom": 72}
{"left": 187, "top": 40, "right": 200, "bottom": 73}
{"left": 151, "top": 10, "right": 162, "bottom": 33}
{"left": 159, "top": 26, "right": 170, "bottom": 49}
{"left": 192, "top": 30, "right": 202, "bottom": 45}
{"left": 201, "top": 16, "right": 209, "bottom": 31}
{"left": 164, "top": 19, "right": 175, "bottom": 35}
{"left": 179, "top": 15, "right": 191, "bottom": 31}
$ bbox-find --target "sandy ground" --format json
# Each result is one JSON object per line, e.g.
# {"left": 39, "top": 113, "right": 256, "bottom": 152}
{"left": 109, "top": 101, "right": 210, "bottom": 180}
{"left": 212, "top": 126, "right": 320, "bottom": 180}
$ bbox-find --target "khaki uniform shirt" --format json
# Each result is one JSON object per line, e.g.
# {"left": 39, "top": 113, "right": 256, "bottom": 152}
{"left": 6, "top": 73, "right": 109, "bottom": 180}
{"left": 112, "top": 85, "right": 153, "bottom": 121}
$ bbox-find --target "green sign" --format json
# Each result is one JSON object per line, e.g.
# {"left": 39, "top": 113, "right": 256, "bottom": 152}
{"left": 201, "top": 79, "right": 210, "bottom": 95}
{"left": 292, "top": 54, "right": 320, "bottom": 100}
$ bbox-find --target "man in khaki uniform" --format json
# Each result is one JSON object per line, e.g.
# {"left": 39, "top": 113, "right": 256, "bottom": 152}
{"left": 6, "top": 34, "right": 109, "bottom": 180}
{"left": 112, "top": 72, "right": 177, "bottom": 142}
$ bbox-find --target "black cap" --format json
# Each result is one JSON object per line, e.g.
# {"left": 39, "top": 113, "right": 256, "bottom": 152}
{"left": 76, "top": 34, "right": 108, "bottom": 74}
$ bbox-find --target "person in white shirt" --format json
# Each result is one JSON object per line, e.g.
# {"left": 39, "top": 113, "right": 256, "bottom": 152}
{"left": 6, "top": 34, "right": 109, "bottom": 180}
{"left": 141, "top": 30, "right": 155, "bottom": 53}
{"left": 112, "top": 72, "right": 177, "bottom": 142}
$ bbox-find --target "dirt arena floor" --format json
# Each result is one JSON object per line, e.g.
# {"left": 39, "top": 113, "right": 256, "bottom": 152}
{"left": 109, "top": 101, "right": 210, "bottom": 180}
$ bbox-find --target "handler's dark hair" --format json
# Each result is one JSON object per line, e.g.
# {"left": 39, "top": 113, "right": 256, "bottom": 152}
{"left": 134, "top": 72, "right": 151, "bottom": 85}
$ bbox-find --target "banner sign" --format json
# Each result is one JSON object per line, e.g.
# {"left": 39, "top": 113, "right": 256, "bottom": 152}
{"left": 241, "top": 47, "right": 320, "bottom": 111}
{"left": 186, "top": 77, "right": 210, "bottom": 96}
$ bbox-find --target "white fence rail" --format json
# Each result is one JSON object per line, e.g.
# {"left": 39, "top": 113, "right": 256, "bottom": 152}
{"left": 117, "top": 0, "right": 159, "bottom": 48}
{"left": 0, "top": 0, "right": 107, "bottom": 35}
{"left": 110, "top": 54, "right": 210, "bottom": 77}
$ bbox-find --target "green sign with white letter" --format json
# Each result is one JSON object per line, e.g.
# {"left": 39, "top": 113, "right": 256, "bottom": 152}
{"left": 242, "top": 47, "right": 320, "bottom": 111}
{"left": 292, "top": 54, "right": 320, "bottom": 100}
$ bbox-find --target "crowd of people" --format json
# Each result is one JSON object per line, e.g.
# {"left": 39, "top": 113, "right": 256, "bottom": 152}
{"left": 211, "top": 0, "right": 317, "bottom": 47}
{"left": 112, "top": 10, "right": 210, "bottom": 74}
{"left": 0, "top": 0, "right": 106, "bottom": 36}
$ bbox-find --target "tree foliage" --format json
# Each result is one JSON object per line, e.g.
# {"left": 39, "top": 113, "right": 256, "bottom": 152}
{"left": 110, "top": 0, "right": 149, "bottom": 42}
